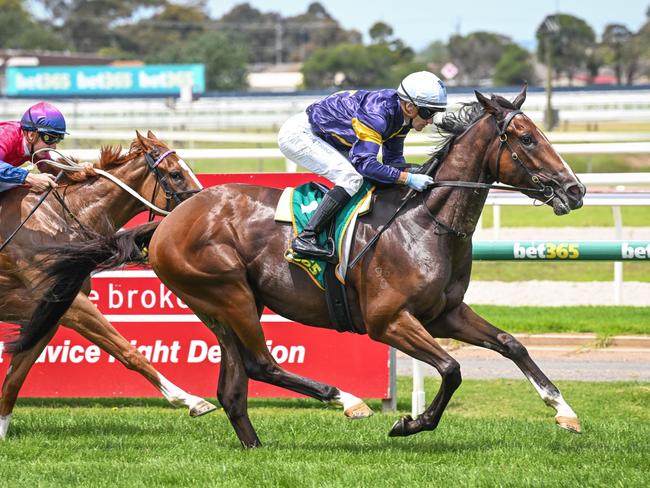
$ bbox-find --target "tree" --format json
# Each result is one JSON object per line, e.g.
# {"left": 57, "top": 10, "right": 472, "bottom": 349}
{"left": 0, "top": 0, "right": 67, "bottom": 50}
{"left": 369, "top": 21, "right": 393, "bottom": 44}
{"left": 31, "top": 0, "right": 165, "bottom": 53}
{"left": 493, "top": 44, "right": 535, "bottom": 86}
{"left": 116, "top": 1, "right": 211, "bottom": 59}
{"left": 301, "top": 42, "right": 425, "bottom": 89}
{"left": 602, "top": 24, "right": 632, "bottom": 84}
{"left": 150, "top": 30, "right": 248, "bottom": 91}
{"left": 536, "top": 14, "right": 596, "bottom": 84}
{"left": 448, "top": 31, "right": 511, "bottom": 85}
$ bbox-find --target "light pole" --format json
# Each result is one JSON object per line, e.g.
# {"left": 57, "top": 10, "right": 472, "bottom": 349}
{"left": 543, "top": 17, "right": 560, "bottom": 131}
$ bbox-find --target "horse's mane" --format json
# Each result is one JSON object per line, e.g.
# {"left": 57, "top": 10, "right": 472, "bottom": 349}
{"left": 421, "top": 95, "right": 517, "bottom": 174}
{"left": 95, "top": 136, "right": 153, "bottom": 169}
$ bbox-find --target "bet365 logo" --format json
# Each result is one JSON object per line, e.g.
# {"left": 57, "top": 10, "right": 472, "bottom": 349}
{"left": 621, "top": 243, "right": 650, "bottom": 259}
{"left": 513, "top": 242, "right": 580, "bottom": 259}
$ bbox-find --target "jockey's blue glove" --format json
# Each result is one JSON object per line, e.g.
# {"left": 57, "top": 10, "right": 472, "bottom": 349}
{"left": 405, "top": 173, "right": 434, "bottom": 192}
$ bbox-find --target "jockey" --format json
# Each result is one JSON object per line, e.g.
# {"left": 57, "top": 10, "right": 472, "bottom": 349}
{"left": 278, "top": 71, "right": 447, "bottom": 260}
{"left": 0, "top": 102, "right": 94, "bottom": 194}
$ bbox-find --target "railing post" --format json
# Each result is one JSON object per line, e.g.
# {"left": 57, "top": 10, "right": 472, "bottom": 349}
{"left": 412, "top": 359, "right": 426, "bottom": 417}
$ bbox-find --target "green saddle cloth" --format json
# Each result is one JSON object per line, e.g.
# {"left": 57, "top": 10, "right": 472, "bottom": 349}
{"left": 285, "top": 181, "right": 374, "bottom": 289}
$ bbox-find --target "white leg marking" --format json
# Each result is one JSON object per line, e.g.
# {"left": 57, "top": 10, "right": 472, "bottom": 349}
{"left": 334, "top": 390, "right": 364, "bottom": 411}
{"left": 525, "top": 373, "right": 577, "bottom": 418}
{"left": 158, "top": 373, "right": 202, "bottom": 408}
{"left": 0, "top": 414, "right": 12, "bottom": 440}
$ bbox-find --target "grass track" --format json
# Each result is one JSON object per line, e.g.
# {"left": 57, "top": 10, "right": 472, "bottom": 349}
{"left": 1, "top": 379, "right": 648, "bottom": 487}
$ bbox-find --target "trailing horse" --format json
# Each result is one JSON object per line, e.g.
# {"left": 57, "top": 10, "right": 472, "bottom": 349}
{"left": 0, "top": 131, "right": 216, "bottom": 439}
{"left": 13, "top": 87, "right": 585, "bottom": 447}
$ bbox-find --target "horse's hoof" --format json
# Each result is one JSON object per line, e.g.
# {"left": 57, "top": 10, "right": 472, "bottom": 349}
{"left": 344, "top": 401, "right": 374, "bottom": 419}
{"left": 189, "top": 399, "right": 218, "bottom": 418}
{"left": 556, "top": 415, "right": 582, "bottom": 434}
{"left": 388, "top": 415, "right": 414, "bottom": 437}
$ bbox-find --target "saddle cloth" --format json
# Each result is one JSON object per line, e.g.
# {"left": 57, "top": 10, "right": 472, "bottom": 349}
{"left": 276, "top": 181, "right": 374, "bottom": 290}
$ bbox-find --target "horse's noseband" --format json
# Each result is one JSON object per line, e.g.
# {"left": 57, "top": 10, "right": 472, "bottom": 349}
{"left": 494, "top": 110, "right": 555, "bottom": 203}
{"left": 145, "top": 150, "right": 201, "bottom": 213}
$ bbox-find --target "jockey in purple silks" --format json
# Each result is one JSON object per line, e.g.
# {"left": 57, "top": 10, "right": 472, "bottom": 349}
{"left": 0, "top": 102, "right": 95, "bottom": 194}
{"left": 278, "top": 71, "right": 448, "bottom": 260}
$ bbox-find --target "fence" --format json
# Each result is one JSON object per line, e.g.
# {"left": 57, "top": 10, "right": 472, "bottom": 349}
{"left": 410, "top": 238, "right": 650, "bottom": 417}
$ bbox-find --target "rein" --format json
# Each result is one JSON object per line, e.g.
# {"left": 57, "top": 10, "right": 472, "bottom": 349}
{"left": 348, "top": 110, "right": 556, "bottom": 269}
{"left": 0, "top": 145, "right": 201, "bottom": 253}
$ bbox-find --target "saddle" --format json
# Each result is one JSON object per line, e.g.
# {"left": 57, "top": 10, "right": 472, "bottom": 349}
{"left": 275, "top": 181, "right": 374, "bottom": 333}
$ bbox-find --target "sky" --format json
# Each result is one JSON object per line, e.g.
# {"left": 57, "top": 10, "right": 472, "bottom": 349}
{"left": 207, "top": 0, "right": 649, "bottom": 51}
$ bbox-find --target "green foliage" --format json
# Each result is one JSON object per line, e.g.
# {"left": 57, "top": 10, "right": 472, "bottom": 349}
{"left": 493, "top": 44, "right": 536, "bottom": 85}
{"left": 0, "top": 0, "right": 67, "bottom": 50}
{"left": 536, "top": 14, "right": 596, "bottom": 82}
{"left": 302, "top": 37, "right": 425, "bottom": 90}
{"left": 448, "top": 31, "right": 511, "bottom": 84}
{"left": 149, "top": 31, "right": 248, "bottom": 91}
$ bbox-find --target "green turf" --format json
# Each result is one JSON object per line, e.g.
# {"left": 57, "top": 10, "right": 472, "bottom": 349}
{"left": 480, "top": 205, "right": 650, "bottom": 227}
{"left": 469, "top": 305, "right": 650, "bottom": 336}
{"left": 471, "top": 260, "right": 650, "bottom": 282}
{"left": 1, "top": 379, "right": 648, "bottom": 487}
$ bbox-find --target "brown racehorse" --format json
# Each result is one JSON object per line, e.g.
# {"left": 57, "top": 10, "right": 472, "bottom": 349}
{"left": 13, "top": 87, "right": 586, "bottom": 448}
{"left": 0, "top": 130, "right": 216, "bottom": 438}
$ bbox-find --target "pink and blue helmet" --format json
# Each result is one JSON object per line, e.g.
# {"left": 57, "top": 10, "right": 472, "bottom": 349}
{"left": 20, "top": 102, "right": 67, "bottom": 135}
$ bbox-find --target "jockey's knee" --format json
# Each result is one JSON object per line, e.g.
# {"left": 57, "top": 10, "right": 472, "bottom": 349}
{"left": 345, "top": 174, "right": 363, "bottom": 196}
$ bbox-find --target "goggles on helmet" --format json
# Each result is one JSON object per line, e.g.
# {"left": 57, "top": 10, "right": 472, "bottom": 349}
{"left": 399, "top": 82, "right": 446, "bottom": 120}
{"left": 40, "top": 132, "right": 64, "bottom": 145}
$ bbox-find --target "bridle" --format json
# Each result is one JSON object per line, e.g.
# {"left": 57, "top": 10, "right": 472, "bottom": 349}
{"left": 144, "top": 149, "right": 202, "bottom": 220}
{"left": 348, "top": 108, "right": 559, "bottom": 267}
{"left": 493, "top": 110, "right": 555, "bottom": 200}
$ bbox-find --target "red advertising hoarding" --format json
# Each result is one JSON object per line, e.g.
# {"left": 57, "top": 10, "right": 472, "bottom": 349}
{"left": 0, "top": 173, "right": 391, "bottom": 399}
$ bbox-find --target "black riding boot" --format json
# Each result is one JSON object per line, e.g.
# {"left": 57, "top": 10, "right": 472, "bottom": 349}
{"left": 291, "top": 185, "right": 351, "bottom": 261}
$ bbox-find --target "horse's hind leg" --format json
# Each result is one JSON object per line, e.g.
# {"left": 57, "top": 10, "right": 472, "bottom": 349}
{"left": 64, "top": 293, "right": 217, "bottom": 417}
{"left": 0, "top": 326, "right": 58, "bottom": 439}
{"left": 181, "top": 282, "right": 372, "bottom": 420}
{"left": 197, "top": 313, "right": 261, "bottom": 448}
{"left": 430, "top": 303, "right": 581, "bottom": 433}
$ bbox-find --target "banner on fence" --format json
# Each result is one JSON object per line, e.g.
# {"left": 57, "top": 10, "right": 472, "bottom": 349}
{"left": 0, "top": 173, "right": 391, "bottom": 399}
{"left": 5, "top": 64, "right": 205, "bottom": 97}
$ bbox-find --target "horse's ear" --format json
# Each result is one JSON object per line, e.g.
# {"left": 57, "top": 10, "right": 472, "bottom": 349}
{"left": 475, "top": 90, "right": 500, "bottom": 115}
{"left": 512, "top": 83, "right": 528, "bottom": 109}
{"left": 135, "top": 130, "right": 149, "bottom": 149}
{"left": 147, "top": 130, "right": 156, "bottom": 140}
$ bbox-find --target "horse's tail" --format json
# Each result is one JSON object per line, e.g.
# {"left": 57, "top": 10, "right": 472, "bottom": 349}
{"left": 6, "top": 221, "right": 160, "bottom": 354}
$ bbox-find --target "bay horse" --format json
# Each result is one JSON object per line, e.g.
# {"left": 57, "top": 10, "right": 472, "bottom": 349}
{"left": 13, "top": 87, "right": 586, "bottom": 448}
{"left": 0, "top": 130, "right": 216, "bottom": 438}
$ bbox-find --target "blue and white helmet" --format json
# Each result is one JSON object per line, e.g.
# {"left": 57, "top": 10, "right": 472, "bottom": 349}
{"left": 397, "top": 71, "right": 448, "bottom": 109}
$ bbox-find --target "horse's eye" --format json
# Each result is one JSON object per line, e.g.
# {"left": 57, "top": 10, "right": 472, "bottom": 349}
{"left": 521, "top": 134, "right": 533, "bottom": 145}
{"left": 170, "top": 171, "right": 183, "bottom": 180}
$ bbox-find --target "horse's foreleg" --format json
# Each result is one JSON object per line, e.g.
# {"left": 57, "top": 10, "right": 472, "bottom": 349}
{"left": 198, "top": 314, "right": 261, "bottom": 448}
{"left": 430, "top": 303, "right": 581, "bottom": 433}
{"left": 367, "top": 309, "right": 461, "bottom": 437}
{"left": 64, "top": 294, "right": 216, "bottom": 417}
{"left": 0, "top": 325, "right": 59, "bottom": 439}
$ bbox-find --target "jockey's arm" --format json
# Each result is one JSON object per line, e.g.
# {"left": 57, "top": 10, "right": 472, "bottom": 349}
{"left": 349, "top": 117, "right": 409, "bottom": 185}
{"left": 0, "top": 160, "right": 28, "bottom": 185}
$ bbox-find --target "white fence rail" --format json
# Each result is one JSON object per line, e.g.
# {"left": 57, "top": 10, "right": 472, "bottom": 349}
{"left": 60, "top": 142, "right": 650, "bottom": 164}
{"left": 3, "top": 88, "right": 650, "bottom": 129}
{"left": 66, "top": 130, "right": 650, "bottom": 145}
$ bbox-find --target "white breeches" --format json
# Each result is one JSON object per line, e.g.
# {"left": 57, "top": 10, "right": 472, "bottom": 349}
{"left": 278, "top": 112, "right": 363, "bottom": 197}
